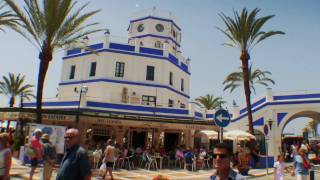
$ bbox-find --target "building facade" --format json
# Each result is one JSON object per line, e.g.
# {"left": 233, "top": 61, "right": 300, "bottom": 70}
{"left": 21, "top": 9, "right": 218, "bottom": 151}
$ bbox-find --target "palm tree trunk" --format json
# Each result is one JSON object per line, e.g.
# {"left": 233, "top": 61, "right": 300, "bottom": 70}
{"left": 7, "top": 97, "right": 15, "bottom": 131}
{"left": 240, "top": 50, "right": 254, "bottom": 135}
{"left": 36, "top": 50, "right": 51, "bottom": 124}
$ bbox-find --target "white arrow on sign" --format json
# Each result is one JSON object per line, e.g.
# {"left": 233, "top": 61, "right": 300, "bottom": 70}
{"left": 216, "top": 114, "right": 229, "bottom": 121}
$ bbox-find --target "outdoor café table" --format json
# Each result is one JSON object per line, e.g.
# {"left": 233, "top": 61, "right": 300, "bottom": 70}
{"left": 152, "top": 155, "right": 163, "bottom": 169}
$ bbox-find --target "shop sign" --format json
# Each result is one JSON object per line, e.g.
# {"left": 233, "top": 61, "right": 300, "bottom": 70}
{"left": 42, "top": 114, "right": 75, "bottom": 122}
{"left": 0, "top": 112, "right": 20, "bottom": 120}
{"left": 96, "top": 118, "right": 122, "bottom": 125}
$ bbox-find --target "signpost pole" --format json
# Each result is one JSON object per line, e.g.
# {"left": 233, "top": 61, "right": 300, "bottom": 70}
{"left": 220, "top": 127, "right": 223, "bottom": 143}
{"left": 265, "top": 137, "right": 269, "bottom": 174}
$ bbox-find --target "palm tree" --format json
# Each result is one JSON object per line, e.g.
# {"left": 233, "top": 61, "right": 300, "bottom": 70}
{"left": 218, "top": 8, "right": 284, "bottom": 134}
{"left": 0, "top": 1, "right": 19, "bottom": 31}
{"left": 196, "top": 94, "right": 226, "bottom": 110}
{"left": 0, "top": 73, "right": 35, "bottom": 131}
{"left": 4, "top": 0, "right": 102, "bottom": 123}
{"left": 223, "top": 64, "right": 275, "bottom": 94}
{"left": 0, "top": 73, "right": 35, "bottom": 107}
{"left": 308, "top": 119, "right": 319, "bottom": 137}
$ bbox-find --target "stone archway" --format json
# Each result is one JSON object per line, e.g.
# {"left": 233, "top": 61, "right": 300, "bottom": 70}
{"left": 269, "top": 110, "right": 320, "bottom": 157}
{"left": 279, "top": 111, "right": 320, "bottom": 136}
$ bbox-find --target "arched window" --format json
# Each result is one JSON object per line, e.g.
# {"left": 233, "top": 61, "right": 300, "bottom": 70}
{"left": 154, "top": 41, "right": 163, "bottom": 49}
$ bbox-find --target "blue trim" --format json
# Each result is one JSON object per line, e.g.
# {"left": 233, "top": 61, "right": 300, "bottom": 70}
{"left": 85, "top": 43, "right": 103, "bottom": 51}
{"left": 23, "top": 101, "right": 79, "bottom": 107}
{"left": 277, "top": 113, "right": 288, "bottom": 126}
{"left": 140, "top": 47, "right": 163, "bottom": 56}
{"left": 67, "top": 48, "right": 81, "bottom": 56}
{"left": 206, "top": 114, "right": 214, "bottom": 119}
{"left": 240, "top": 98, "right": 266, "bottom": 114}
{"left": 63, "top": 48, "right": 191, "bottom": 75}
{"left": 232, "top": 99, "right": 320, "bottom": 123}
{"left": 59, "top": 78, "right": 190, "bottom": 99}
{"left": 195, "top": 112, "right": 203, "bottom": 118}
{"left": 168, "top": 53, "right": 179, "bottom": 65}
{"left": 83, "top": 108, "right": 194, "bottom": 120}
{"left": 253, "top": 117, "right": 264, "bottom": 126}
{"left": 274, "top": 93, "right": 320, "bottom": 101}
{"left": 129, "top": 34, "right": 180, "bottom": 47}
{"left": 130, "top": 16, "right": 181, "bottom": 31}
{"left": 109, "top": 43, "right": 135, "bottom": 52}
{"left": 180, "top": 62, "right": 188, "bottom": 72}
{"left": 87, "top": 101, "right": 189, "bottom": 115}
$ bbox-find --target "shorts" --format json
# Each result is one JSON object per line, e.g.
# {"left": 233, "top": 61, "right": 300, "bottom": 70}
{"left": 30, "top": 159, "right": 38, "bottom": 167}
{"left": 106, "top": 162, "right": 114, "bottom": 168}
{"left": 42, "top": 162, "right": 53, "bottom": 180}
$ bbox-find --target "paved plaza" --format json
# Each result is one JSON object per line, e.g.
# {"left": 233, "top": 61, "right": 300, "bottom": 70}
{"left": 9, "top": 158, "right": 301, "bottom": 180}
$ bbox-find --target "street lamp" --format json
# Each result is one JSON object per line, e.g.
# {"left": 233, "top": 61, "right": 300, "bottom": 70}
{"left": 74, "top": 86, "right": 88, "bottom": 127}
{"left": 267, "top": 119, "right": 273, "bottom": 130}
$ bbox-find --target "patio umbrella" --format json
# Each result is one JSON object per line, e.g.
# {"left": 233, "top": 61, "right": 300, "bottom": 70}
{"left": 224, "top": 130, "right": 256, "bottom": 141}
{"left": 200, "top": 130, "right": 219, "bottom": 139}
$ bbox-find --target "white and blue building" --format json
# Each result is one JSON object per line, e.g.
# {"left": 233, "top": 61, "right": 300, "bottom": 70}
{"left": 21, "top": 9, "right": 218, "bottom": 150}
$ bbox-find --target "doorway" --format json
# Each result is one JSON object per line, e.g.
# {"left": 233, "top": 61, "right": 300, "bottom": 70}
{"left": 131, "top": 131, "right": 147, "bottom": 149}
{"left": 164, "top": 132, "right": 180, "bottom": 152}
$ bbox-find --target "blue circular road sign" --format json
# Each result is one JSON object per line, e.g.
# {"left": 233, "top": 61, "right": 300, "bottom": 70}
{"left": 214, "top": 109, "right": 231, "bottom": 128}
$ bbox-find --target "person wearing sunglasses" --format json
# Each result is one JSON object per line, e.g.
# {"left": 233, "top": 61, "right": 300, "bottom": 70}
{"left": 56, "top": 128, "right": 91, "bottom": 180}
{"left": 210, "top": 143, "right": 246, "bottom": 180}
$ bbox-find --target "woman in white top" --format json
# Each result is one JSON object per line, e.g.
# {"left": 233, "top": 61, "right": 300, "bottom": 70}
{"left": 0, "top": 133, "right": 12, "bottom": 180}
{"left": 104, "top": 139, "right": 116, "bottom": 180}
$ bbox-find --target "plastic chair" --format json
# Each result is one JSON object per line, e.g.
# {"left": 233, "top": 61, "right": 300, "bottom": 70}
{"left": 145, "top": 154, "right": 158, "bottom": 171}
{"left": 184, "top": 156, "right": 196, "bottom": 171}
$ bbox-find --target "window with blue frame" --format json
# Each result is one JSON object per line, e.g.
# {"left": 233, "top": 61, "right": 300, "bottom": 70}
{"left": 69, "top": 65, "right": 76, "bottom": 79}
{"left": 89, "top": 62, "right": 97, "bottom": 77}
{"left": 146, "top": 66, "right": 155, "bottom": 81}
{"left": 115, "top": 62, "right": 125, "bottom": 77}
{"left": 169, "top": 72, "right": 173, "bottom": 85}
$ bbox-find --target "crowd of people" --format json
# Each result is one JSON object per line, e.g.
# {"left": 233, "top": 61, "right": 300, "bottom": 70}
{"left": 0, "top": 127, "right": 319, "bottom": 180}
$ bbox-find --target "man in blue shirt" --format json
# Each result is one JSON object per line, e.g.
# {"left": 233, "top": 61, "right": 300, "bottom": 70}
{"left": 56, "top": 128, "right": 91, "bottom": 180}
{"left": 210, "top": 143, "right": 246, "bottom": 180}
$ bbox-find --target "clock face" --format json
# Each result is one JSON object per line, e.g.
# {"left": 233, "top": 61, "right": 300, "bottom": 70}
{"left": 137, "top": 24, "right": 144, "bottom": 32}
{"left": 155, "top": 24, "right": 164, "bottom": 32}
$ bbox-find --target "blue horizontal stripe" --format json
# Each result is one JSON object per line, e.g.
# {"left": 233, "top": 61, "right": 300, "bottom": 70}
{"left": 23, "top": 101, "right": 79, "bottom": 107}
{"left": 85, "top": 43, "right": 103, "bottom": 51}
{"left": 87, "top": 101, "right": 189, "bottom": 115}
{"left": 59, "top": 78, "right": 190, "bottom": 99}
{"left": 240, "top": 98, "right": 266, "bottom": 114}
{"left": 168, "top": 53, "right": 179, "bottom": 65}
{"left": 274, "top": 93, "right": 320, "bottom": 101}
{"left": 206, "top": 114, "right": 214, "bottom": 119}
{"left": 232, "top": 99, "right": 320, "bottom": 123}
{"left": 82, "top": 108, "right": 194, "bottom": 120}
{"left": 63, "top": 48, "right": 190, "bottom": 75}
{"left": 129, "top": 34, "right": 180, "bottom": 47}
{"left": 109, "top": 43, "right": 135, "bottom": 52}
{"left": 67, "top": 48, "right": 81, "bottom": 56}
{"left": 130, "top": 16, "right": 181, "bottom": 31}
{"left": 180, "top": 62, "right": 188, "bottom": 72}
{"left": 195, "top": 112, "right": 203, "bottom": 118}
{"left": 140, "top": 47, "right": 163, "bottom": 56}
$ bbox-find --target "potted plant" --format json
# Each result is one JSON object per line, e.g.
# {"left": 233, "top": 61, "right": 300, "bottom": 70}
{"left": 153, "top": 174, "right": 170, "bottom": 180}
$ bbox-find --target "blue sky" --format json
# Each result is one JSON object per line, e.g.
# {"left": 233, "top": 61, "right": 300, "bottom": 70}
{"left": 0, "top": 0, "right": 319, "bottom": 134}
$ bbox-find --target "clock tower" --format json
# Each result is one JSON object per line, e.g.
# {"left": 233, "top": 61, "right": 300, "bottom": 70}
{"left": 128, "top": 9, "right": 182, "bottom": 54}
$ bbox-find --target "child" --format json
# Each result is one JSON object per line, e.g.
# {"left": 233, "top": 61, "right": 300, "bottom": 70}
{"left": 274, "top": 154, "right": 289, "bottom": 180}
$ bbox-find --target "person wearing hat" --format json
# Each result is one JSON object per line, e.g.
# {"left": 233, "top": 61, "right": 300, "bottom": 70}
{"left": 41, "top": 134, "right": 56, "bottom": 180}
{"left": 29, "top": 128, "right": 42, "bottom": 180}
